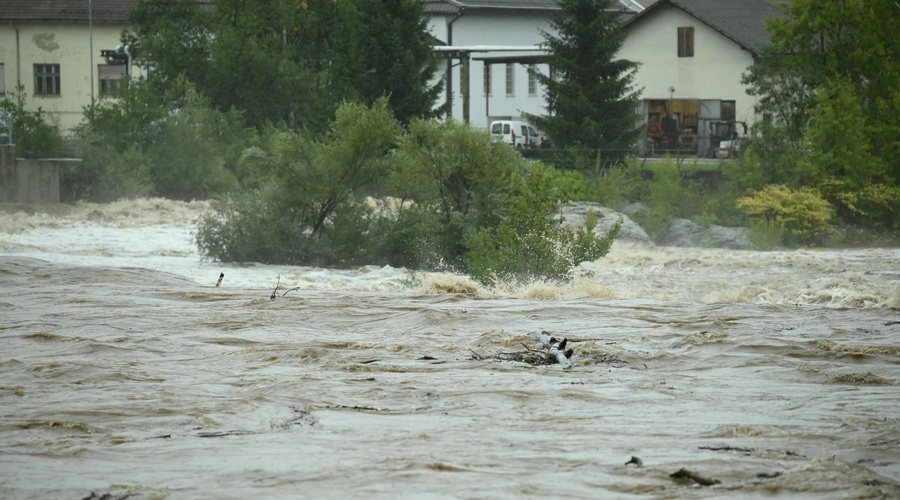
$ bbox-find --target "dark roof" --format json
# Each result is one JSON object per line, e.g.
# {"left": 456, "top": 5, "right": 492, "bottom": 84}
{"left": 423, "top": 0, "right": 643, "bottom": 14}
{"left": 622, "top": 0, "right": 783, "bottom": 55}
{"left": 0, "top": 0, "right": 141, "bottom": 24}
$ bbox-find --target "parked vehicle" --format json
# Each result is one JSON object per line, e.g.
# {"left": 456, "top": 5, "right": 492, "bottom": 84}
{"left": 490, "top": 120, "right": 535, "bottom": 150}
{"left": 707, "top": 121, "right": 748, "bottom": 159}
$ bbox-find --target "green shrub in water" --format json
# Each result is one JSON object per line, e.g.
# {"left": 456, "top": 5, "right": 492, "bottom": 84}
{"left": 464, "top": 165, "right": 621, "bottom": 287}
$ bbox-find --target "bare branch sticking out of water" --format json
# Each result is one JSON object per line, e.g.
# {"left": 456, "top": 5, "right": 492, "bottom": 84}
{"left": 215, "top": 272, "right": 224, "bottom": 287}
{"left": 270, "top": 274, "right": 300, "bottom": 299}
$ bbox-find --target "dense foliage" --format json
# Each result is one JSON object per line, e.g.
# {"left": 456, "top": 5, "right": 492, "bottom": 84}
{"left": 528, "top": 0, "right": 640, "bottom": 163}
{"left": 196, "top": 101, "right": 620, "bottom": 284}
{"left": 0, "top": 87, "right": 71, "bottom": 159}
{"left": 129, "top": 0, "right": 441, "bottom": 132}
{"left": 742, "top": 0, "right": 900, "bottom": 231}
{"left": 66, "top": 79, "right": 246, "bottom": 202}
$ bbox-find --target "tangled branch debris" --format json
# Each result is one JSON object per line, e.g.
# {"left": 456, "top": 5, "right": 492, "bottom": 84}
{"left": 270, "top": 274, "right": 300, "bottom": 299}
{"left": 471, "top": 330, "right": 576, "bottom": 368}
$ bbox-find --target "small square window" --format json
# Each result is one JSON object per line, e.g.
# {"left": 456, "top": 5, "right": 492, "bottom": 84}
{"left": 34, "top": 64, "right": 61, "bottom": 96}
{"left": 678, "top": 27, "right": 694, "bottom": 58}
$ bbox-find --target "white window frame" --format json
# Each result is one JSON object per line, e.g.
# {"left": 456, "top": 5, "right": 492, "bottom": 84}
{"left": 528, "top": 64, "right": 537, "bottom": 96}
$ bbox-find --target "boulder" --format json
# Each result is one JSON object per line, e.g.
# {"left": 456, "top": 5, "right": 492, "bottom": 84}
{"left": 657, "top": 218, "right": 751, "bottom": 249}
{"left": 557, "top": 202, "right": 652, "bottom": 245}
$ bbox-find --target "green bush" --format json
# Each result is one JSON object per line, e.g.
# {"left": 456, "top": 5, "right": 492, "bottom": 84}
{"left": 62, "top": 143, "right": 153, "bottom": 202}
{"left": 0, "top": 87, "right": 70, "bottom": 159}
{"left": 463, "top": 165, "right": 621, "bottom": 287}
{"left": 72, "top": 78, "right": 251, "bottom": 202}
{"left": 196, "top": 99, "right": 402, "bottom": 265}
{"left": 737, "top": 184, "right": 834, "bottom": 245}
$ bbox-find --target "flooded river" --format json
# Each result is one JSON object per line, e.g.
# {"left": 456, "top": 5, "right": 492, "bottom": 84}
{"left": 1, "top": 198, "right": 898, "bottom": 499}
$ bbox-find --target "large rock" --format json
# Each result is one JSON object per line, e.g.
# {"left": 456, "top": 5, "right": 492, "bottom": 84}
{"left": 657, "top": 218, "right": 751, "bottom": 249}
{"left": 557, "top": 202, "right": 652, "bottom": 245}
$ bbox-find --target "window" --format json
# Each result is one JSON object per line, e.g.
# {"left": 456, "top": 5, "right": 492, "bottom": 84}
{"left": 505, "top": 63, "right": 514, "bottom": 96}
{"left": 0, "top": 64, "right": 5, "bottom": 95}
{"left": 527, "top": 64, "right": 537, "bottom": 96}
{"left": 34, "top": 64, "right": 61, "bottom": 95}
{"left": 483, "top": 63, "right": 492, "bottom": 97}
{"left": 99, "top": 64, "right": 126, "bottom": 96}
{"left": 677, "top": 27, "right": 694, "bottom": 58}
{"left": 721, "top": 100, "right": 736, "bottom": 121}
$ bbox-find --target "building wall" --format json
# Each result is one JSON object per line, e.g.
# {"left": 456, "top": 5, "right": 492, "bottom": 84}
{"left": 0, "top": 23, "right": 129, "bottom": 134}
{"left": 617, "top": 4, "right": 760, "bottom": 123}
{"left": 430, "top": 10, "right": 553, "bottom": 129}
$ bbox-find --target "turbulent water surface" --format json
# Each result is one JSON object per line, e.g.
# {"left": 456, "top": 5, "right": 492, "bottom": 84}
{"left": 1, "top": 198, "right": 899, "bottom": 499}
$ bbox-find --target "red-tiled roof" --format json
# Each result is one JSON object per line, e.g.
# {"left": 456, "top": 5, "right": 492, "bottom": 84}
{"left": 0, "top": 0, "right": 141, "bottom": 24}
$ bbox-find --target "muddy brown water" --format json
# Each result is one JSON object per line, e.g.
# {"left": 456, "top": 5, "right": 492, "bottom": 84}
{"left": 1, "top": 199, "right": 899, "bottom": 498}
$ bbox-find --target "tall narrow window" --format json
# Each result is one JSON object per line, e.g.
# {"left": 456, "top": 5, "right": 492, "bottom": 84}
{"left": 527, "top": 64, "right": 537, "bottom": 96}
{"left": 0, "top": 63, "right": 6, "bottom": 95}
{"left": 505, "top": 63, "right": 514, "bottom": 96}
{"left": 34, "top": 64, "right": 61, "bottom": 95}
{"left": 677, "top": 27, "right": 694, "bottom": 57}
{"left": 721, "top": 100, "right": 736, "bottom": 121}
{"left": 99, "top": 64, "right": 126, "bottom": 96}
{"left": 483, "top": 63, "right": 492, "bottom": 97}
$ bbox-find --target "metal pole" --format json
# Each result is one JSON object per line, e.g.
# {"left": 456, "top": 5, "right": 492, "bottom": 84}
{"left": 89, "top": 0, "right": 95, "bottom": 103}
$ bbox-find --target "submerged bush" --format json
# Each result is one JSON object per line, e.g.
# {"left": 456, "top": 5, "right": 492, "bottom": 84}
{"left": 464, "top": 165, "right": 621, "bottom": 286}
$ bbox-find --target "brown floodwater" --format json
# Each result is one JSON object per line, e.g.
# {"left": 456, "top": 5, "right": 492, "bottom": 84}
{"left": 1, "top": 199, "right": 898, "bottom": 499}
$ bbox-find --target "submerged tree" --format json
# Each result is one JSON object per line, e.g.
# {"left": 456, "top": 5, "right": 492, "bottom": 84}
{"left": 528, "top": 0, "right": 641, "bottom": 160}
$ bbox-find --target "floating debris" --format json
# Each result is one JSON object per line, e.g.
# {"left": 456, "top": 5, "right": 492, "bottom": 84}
{"left": 670, "top": 467, "right": 720, "bottom": 486}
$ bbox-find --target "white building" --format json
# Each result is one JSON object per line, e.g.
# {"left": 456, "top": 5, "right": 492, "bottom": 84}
{"left": 618, "top": 0, "right": 783, "bottom": 155}
{"left": 424, "top": 0, "right": 645, "bottom": 130}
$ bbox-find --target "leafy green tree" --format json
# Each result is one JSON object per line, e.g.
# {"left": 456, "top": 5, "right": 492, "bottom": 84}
{"left": 131, "top": 0, "right": 440, "bottom": 133}
{"left": 743, "top": 0, "right": 899, "bottom": 229}
{"left": 197, "top": 99, "right": 402, "bottom": 265}
{"left": 74, "top": 78, "right": 248, "bottom": 201}
{"left": 0, "top": 86, "right": 69, "bottom": 159}
{"left": 527, "top": 0, "right": 640, "bottom": 160}
{"left": 388, "top": 119, "right": 520, "bottom": 266}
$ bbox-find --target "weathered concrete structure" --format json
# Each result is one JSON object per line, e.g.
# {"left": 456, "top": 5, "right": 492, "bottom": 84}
{"left": 0, "top": 145, "right": 61, "bottom": 203}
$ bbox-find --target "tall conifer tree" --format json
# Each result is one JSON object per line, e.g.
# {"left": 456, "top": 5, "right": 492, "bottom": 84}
{"left": 528, "top": 0, "right": 640, "bottom": 158}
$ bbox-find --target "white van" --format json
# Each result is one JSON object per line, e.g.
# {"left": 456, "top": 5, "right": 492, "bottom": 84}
{"left": 490, "top": 120, "right": 536, "bottom": 150}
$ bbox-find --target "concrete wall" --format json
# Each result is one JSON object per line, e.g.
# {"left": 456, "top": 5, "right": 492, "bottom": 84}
{"left": 0, "top": 145, "right": 60, "bottom": 203}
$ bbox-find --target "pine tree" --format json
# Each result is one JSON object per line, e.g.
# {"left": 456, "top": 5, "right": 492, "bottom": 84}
{"left": 528, "top": 0, "right": 640, "bottom": 159}
{"left": 350, "top": 0, "right": 443, "bottom": 125}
